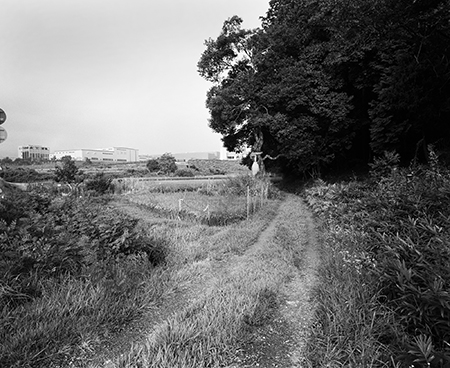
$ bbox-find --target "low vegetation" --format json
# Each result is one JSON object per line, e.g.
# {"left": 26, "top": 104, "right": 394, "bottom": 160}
{"left": 0, "top": 158, "right": 249, "bottom": 186}
{"left": 303, "top": 151, "right": 450, "bottom": 367}
{"left": 0, "top": 189, "right": 168, "bottom": 367}
{"left": 4, "top": 148, "right": 449, "bottom": 367}
{"left": 0, "top": 174, "right": 280, "bottom": 368}
{"left": 0, "top": 166, "right": 53, "bottom": 183}
{"left": 118, "top": 175, "right": 280, "bottom": 226}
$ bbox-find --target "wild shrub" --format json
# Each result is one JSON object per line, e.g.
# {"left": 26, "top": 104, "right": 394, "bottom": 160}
{"left": 175, "top": 169, "right": 196, "bottom": 177}
{"left": 54, "top": 156, "right": 83, "bottom": 183}
{"left": 368, "top": 165, "right": 450, "bottom": 352}
{"left": 1, "top": 188, "right": 169, "bottom": 367}
{"left": 146, "top": 158, "right": 160, "bottom": 173}
{"left": 304, "top": 156, "right": 450, "bottom": 366}
{"left": 368, "top": 150, "right": 401, "bottom": 180}
{"left": 0, "top": 188, "right": 51, "bottom": 225}
{"left": 157, "top": 153, "right": 177, "bottom": 175}
{"left": 84, "top": 171, "right": 114, "bottom": 195}
{"left": 1, "top": 195, "right": 167, "bottom": 310}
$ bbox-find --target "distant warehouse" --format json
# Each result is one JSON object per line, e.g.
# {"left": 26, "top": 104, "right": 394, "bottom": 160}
{"left": 51, "top": 147, "right": 139, "bottom": 162}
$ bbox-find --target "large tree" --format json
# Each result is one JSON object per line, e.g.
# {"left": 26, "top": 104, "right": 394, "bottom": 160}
{"left": 199, "top": 0, "right": 450, "bottom": 175}
{"left": 198, "top": 17, "right": 272, "bottom": 156}
{"left": 198, "top": 7, "right": 355, "bottom": 174}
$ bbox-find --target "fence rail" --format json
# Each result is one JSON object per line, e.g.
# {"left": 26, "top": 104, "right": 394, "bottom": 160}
{"left": 113, "top": 174, "right": 233, "bottom": 183}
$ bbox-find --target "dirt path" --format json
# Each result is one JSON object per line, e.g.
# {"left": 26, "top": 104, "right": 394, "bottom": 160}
{"left": 91, "top": 194, "right": 319, "bottom": 367}
{"left": 229, "top": 194, "right": 320, "bottom": 368}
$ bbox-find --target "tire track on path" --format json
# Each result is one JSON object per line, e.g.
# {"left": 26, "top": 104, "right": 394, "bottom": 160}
{"left": 88, "top": 194, "right": 319, "bottom": 367}
{"left": 230, "top": 194, "right": 319, "bottom": 368}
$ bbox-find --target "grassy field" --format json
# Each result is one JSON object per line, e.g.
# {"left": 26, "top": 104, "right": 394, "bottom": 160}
{"left": 4, "top": 159, "right": 250, "bottom": 179}
{"left": 0, "top": 175, "right": 283, "bottom": 368}
{"left": 5, "top": 154, "right": 448, "bottom": 367}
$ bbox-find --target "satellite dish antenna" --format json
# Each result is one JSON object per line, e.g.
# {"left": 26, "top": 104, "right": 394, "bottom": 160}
{"left": 0, "top": 126, "right": 7, "bottom": 143}
{"left": 0, "top": 109, "right": 6, "bottom": 125}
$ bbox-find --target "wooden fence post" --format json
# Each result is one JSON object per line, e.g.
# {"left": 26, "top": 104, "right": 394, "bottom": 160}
{"left": 247, "top": 186, "right": 250, "bottom": 220}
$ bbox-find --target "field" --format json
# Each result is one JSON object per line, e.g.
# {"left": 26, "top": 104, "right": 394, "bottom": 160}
{"left": 2, "top": 153, "right": 450, "bottom": 367}
{"left": 0, "top": 175, "right": 285, "bottom": 368}
{"left": 2, "top": 159, "right": 250, "bottom": 180}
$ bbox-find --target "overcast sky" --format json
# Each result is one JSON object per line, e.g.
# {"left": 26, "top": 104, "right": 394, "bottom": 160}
{"left": 0, "top": 0, "right": 269, "bottom": 158}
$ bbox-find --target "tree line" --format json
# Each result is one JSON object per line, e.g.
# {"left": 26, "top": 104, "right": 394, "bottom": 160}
{"left": 198, "top": 0, "right": 450, "bottom": 175}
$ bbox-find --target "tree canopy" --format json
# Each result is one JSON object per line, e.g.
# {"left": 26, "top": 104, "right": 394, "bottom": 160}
{"left": 198, "top": 0, "right": 450, "bottom": 175}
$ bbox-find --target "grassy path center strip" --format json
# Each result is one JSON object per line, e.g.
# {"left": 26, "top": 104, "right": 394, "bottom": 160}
{"left": 113, "top": 194, "right": 319, "bottom": 368}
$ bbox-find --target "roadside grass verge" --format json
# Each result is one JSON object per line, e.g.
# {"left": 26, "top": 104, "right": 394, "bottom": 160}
{"left": 301, "top": 216, "right": 397, "bottom": 367}
{"left": 303, "top": 153, "right": 450, "bottom": 367}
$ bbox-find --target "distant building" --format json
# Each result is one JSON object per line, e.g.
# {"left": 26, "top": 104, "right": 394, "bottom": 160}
{"left": 220, "top": 146, "right": 249, "bottom": 160}
{"left": 18, "top": 145, "right": 50, "bottom": 161}
{"left": 51, "top": 147, "right": 139, "bottom": 162}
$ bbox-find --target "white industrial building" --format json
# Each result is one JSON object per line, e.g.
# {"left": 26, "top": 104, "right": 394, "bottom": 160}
{"left": 18, "top": 145, "right": 50, "bottom": 161}
{"left": 51, "top": 147, "right": 139, "bottom": 162}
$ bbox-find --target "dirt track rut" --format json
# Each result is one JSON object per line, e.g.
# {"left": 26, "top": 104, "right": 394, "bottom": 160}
{"left": 230, "top": 194, "right": 320, "bottom": 368}
{"left": 92, "top": 194, "right": 319, "bottom": 368}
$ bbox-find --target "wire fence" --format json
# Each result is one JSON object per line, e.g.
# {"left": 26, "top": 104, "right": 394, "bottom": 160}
{"left": 176, "top": 180, "right": 271, "bottom": 222}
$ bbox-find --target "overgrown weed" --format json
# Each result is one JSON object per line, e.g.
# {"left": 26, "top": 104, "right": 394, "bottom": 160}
{"left": 304, "top": 150, "right": 450, "bottom": 367}
{"left": 1, "top": 175, "right": 282, "bottom": 367}
{"left": 0, "top": 255, "right": 165, "bottom": 368}
{"left": 0, "top": 188, "right": 168, "bottom": 368}
{"left": 120, "top": 175, "right": 280, "bottom": 226}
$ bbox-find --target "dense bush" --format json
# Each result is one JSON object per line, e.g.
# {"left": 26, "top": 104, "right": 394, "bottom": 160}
{"left": 84, "top": 172, "right": 114, "bottom": 195}
{"left": 0, "top": 167, "right": 54, "bottom": 183}
{"left": 0, "top": 186, "right": 51, "bottom": 225}
{"left": 304, "top": 156, "right": 450, "bottom": 366}
{"left": 174, "top": 169, "right": 195, "bottom": 177}
{"left": 54, "top": 156, "right": 83, "bottom": 183}
{"left": 0, "top": 187, "right": 168, "bottom": 367}
{"left": 0, "top": 193, "right": 167, "bottom": 309}
{"left": 146, "top": 158, "right": 160, "bottom": 173}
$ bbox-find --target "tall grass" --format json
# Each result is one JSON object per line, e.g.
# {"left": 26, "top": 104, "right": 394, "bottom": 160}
{"left": 1, "top": 175, "right": 282, "bottom": 367}
{"left": 1, "top": 256, "right": 166, "bottom": 368}
{"left": 0, "top": 190, "right": 169, "bottom": 368}
{"left": 303, "top": 152, "right": 450, "bottom": 367}
{"left": 118, "top": 175, "right": 281, "bottom": 226}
